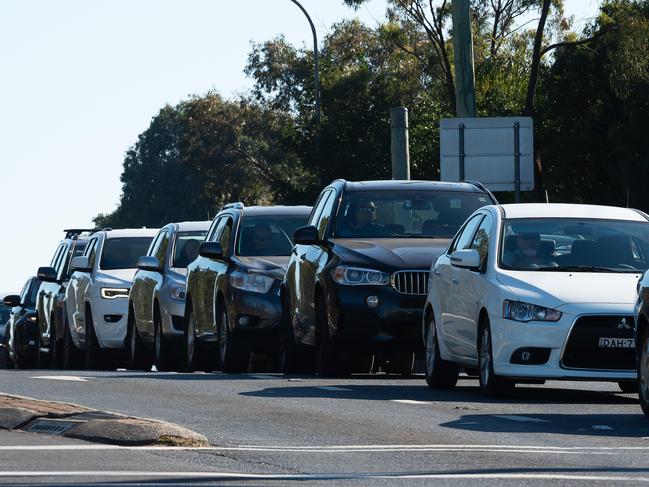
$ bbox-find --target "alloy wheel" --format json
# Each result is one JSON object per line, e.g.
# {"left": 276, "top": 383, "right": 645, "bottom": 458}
{"left": 219, "top": 310, "right": 228, "bottom": 366}
{"left": 479, "top": 327, "right": 491, "bottom": 387}
{"left": 425, "top": 319, "right": 436, "bottom": 377}
{"left": 186, "top": 313, "right": 195, "bottom": 367}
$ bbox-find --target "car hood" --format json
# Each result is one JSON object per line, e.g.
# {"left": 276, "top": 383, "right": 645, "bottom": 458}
{"left": 236, "top": 256, "right": 290, "bottom": 279}
{"left": 330, "top": 238, "right": 450, "bottom": 270}
{"left": 95, "top": 269, "right": 136, "bottom": 286}
{"left": 496, "top": 270, "right": 642, "bottom": 308}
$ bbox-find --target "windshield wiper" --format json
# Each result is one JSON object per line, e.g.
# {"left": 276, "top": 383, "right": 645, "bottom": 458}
{"left": 535, "top": 265, "right": 623, "bottom": 273}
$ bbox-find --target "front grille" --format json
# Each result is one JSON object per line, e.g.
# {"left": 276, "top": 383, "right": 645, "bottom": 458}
{"left": 392, "top": 271, "right": 429, "bottom": 295}
{"left": 561, "top": 315, "right": 635, "bottom": 370}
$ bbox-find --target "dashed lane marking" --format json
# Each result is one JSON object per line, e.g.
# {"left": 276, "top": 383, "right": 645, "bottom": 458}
{"left": 0, "top": 471, "right": 648, "bottom": 482}
{"left": 392, "top": 399, "right": 436, "bottom": 405}
{"left": 29, "top": 376, "right": 90, "bottom": 382}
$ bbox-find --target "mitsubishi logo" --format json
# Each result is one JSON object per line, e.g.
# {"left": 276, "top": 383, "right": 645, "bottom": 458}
{"left": 617, "top": 318, "right": 631, "bottom": 330}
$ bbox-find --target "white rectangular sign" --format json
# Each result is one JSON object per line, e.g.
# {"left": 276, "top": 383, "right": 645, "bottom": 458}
{"left": 440, "top": 117, "right": 534, "bottom": 192}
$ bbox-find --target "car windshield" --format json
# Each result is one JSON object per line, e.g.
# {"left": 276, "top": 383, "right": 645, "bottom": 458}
{"left": 237, "top": 216, "right": 308, "bottom": 257}
{"left": 333, "top": 190, "right": 491, "bottom": 238}
{"left": 173, "top": 231, "right": 208, "bottom": 268}
{"left": 100, "top": 237, "right": 154, "bottom": 270}
{"left": 0, "top": 305, "right": 10, "bottom": 324}
{"left": 500, "top": 218, "right": 649, "bottom": 273}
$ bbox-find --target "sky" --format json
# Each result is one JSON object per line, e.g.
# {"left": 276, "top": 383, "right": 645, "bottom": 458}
{"left": 0, "top": 0, "right": 599, "bottom": 293}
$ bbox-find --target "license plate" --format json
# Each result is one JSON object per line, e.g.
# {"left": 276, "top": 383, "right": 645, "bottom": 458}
{"left": 598, "top": 337, "right": 635, "bottom": 348}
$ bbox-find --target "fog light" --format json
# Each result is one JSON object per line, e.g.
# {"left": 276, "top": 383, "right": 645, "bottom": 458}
{"left": 104, "top": 314, "right": 123, "bottom": 323}
{"left": 238, "top": 316, "right": 250, "bottom": 327}
{"left": 366, "top": 296, "right": 380, "bottom": 308}
{"left": 521, "top": 351, "right": 532, "bottom": 362}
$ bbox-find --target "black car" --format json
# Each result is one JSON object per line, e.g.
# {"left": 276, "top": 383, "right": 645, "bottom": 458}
{"left": 281, "top": 179, "right": 498, "bottom": 376}
{"left": 184, "top": 204, "right": 311, "bottom": 372}
{"left": 36, "top": 229, "right": 90, "bottom": 369}
{"left": 3, "top": 277, "right": 42, "bottom": 368}
{"left": 0, "top": 302, "right": 12, "bottom": 368}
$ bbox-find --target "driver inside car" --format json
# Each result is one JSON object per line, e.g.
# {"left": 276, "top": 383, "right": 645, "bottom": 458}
{"left": 503, "top": 232, "right": 557, "bottom": 269}
{"left": 338, "top": 199, "right": 385, "bottom": 238}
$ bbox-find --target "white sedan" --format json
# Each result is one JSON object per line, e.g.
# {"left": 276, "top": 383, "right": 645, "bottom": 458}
{"left": 423, "top": 203, "right": 648, "bottom": 395}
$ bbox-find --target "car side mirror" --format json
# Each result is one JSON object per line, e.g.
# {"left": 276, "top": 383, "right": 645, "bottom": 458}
{"left": 70, "top": 256, "right": 92, "bottom": 273}
{"left": 136, "top": 256, "right": 162, "bottom": 272}
{"left": 293, "top": 225, "right": 321, "bottom": 245}
{"left": 2, "top": 295, "right": 20, "bottom": 307}
{"left": 37, "top": 266, "right": 58, "bottom": 283}
{"left": 450, "top": 249, "right": 481, "bottom": 271}
{"left": 198, "top": 241, "right": 224, "bottom": 260}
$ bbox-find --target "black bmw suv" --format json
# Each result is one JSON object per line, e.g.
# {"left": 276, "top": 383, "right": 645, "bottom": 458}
{"left": 281, "top": 179, "right": 497, "bottom": 376}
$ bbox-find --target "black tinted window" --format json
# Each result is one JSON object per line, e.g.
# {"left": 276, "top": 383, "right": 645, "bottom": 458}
{"left": 237, "top": 216, "right": 308, "bottom": 257}
{"left": 334, "top": 190, "right": 491, "bottom": 238}
{"left": 100, "top": 237, "right": 154, "bottom": 270}
{"left": 173, "top": 231, "right": 208, "bottom": 268}
{"left": 0, "top": 305, "right": 11, "bottom": 324}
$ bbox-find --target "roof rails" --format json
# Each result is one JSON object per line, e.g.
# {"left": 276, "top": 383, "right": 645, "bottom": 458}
{"left": 63, "top": 228, "right": 96, "bottom": 239}
{"left": 221, "top": 202, "right": 244, "bottom": 211}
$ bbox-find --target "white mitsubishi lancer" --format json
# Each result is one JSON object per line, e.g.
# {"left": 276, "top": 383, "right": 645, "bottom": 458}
{"left": 423, "top": 203, "right": 649, "bottom": 396}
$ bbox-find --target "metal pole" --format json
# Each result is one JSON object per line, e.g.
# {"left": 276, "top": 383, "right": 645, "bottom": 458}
{"left": 452, "top": 0, "right": 477, "bottom": 117}
{"left": 289, "top": 0, "right": 320, "bottom": 124}
{"left": 514, "top": 122, "right": 521, "bottom": 203}
{"left": 458, "top": 123, "right": 465, "bottom": 181}
{"left": 390, "top": 107, "right": 410, "bottom": 180}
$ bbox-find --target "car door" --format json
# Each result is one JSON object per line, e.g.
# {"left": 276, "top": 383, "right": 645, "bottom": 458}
{"left": 205, "top": 216, "right": 234, "bottom": 336}
{"left": 68, "top": 236, "right": 99, "bottom": 341}
{"left": 39, "top": 243, "right": 67, "bottom": 342}
{"left": 439, "top": 213, "right": 484, "bottom": 361}
{"left": 135, "top": 229, "right": 168, "bottom": 339}
{"left": 294, "top": 190, "right": 334, "bottom": 345}
{"left": 187, "top": 217, "right": 220, "bottom": 329}
{"left": 453, "top": 212, "right": 493, "bottom": 362}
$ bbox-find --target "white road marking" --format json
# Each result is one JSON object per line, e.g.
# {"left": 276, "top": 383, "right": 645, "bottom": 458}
{"left": 391, "top": 399, "right": 435, "bottom": 405}
{"left": 0, "top": 471, "right": 647, "bottom": 482}
{"left": 30, "top": 376, "right": 90, "bottom": 382}
{"left": 593, "top": 425, "right": 614, "bottom": 430}
{"left": 316, "top": 386, "right": 353, "bottom": 392}
{"left": 494, "top": 415, "right": 552, "bottom": 423}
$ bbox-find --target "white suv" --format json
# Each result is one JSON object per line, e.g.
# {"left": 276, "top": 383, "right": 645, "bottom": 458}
{"left": 423, "top": 203, "right": 649, "bottom": 395}
{"left": 65, "top": 228, "right": 157, "bottom": 369}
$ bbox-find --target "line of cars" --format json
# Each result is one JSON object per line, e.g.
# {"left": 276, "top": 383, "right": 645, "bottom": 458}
{"left": 3, "top": 178, "right": 649, "bottom": 418}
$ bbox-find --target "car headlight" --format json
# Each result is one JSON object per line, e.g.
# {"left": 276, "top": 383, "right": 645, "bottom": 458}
{"left": 503, "top": 299, "right": 562, "bottom": 322}
{"left": 230, "top": 271, "right": 276, "bottom": 294}
{"left": 26, "top": 314, "right": 38, "bottom": 323}
{"left": 170, "top": 284, "right": 186, "bottom": 301}
{"left": 100, "top": 287, "right": 129, "bottom": 299}
{"left": 331, "top": 266, "right": 391, "bottom": 286}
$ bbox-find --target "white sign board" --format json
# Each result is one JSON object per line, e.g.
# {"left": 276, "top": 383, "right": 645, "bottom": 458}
{"left": 440, "top": 117, "right": 534, "bottom": 192}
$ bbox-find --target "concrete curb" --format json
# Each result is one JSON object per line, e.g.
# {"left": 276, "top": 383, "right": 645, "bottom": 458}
{"left": 0, "top": 393, "right": 208, "bottom": 447}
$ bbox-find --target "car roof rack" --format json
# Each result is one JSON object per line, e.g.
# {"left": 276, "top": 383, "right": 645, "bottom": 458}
{"left": 464, "top": 180, "right": 498, "bottom": 204}
{"left": 221, "top": 202, "right": 244, "bottom": 211}
{"left": 63, "top": 228, "right": 96, "bottom": 239}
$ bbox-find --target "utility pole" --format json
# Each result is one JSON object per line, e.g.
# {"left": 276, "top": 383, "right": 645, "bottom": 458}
{"left": 452, "top": 0, "right": 476, "bottom": 118}
{"left": 289, "top": 0, "right": 320, "bottom": 124}
{"left": 390, "top": 107, "right": 410, "bottom": 180}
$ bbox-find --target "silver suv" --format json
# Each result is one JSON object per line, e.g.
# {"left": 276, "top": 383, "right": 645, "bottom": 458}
{"left": 127, "top": 221, "right": 209, "bottom": 371}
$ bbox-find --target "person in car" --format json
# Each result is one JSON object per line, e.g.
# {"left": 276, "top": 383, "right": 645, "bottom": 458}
{"left": 251, "top": 223, "right": 275, "bottom": 255}
{"left": 339, "top": 199, "right": 385, "bottom": 238}
{"left": 179, "top": 239, "right": 201, "bottom": 266}
{"left": 503, "top": 232, "right": 557, "bottom": 269}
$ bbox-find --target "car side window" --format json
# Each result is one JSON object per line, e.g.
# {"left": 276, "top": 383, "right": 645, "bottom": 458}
{"left": 316, "top": 191, "right": 337, "bottom": 239}
{"left": 19, "top": 280, "right": 30, "bottom": 305}
{"left": 155, "top": 231, "right": 170, "bottom": 267}
{"left": 308, "top": 190, "right": 332, "bottom": 227}
{"left": 470, "top": 213, "right": 493, "bottom": 266}
{"left": 207, "top": 217, "right": 224, "bottom": 242}
{"left": 147, "top": 231, "right": 164, "bottom": 257}
{"left": 448, "top": 214, "right": 484, "bottom": 254}
{"left": 50, "top": 243, "right": 66, "bottom": 268}
{"left": 218, "top": 218, "right": 233, "bottom": 255}
{"left": 85, "top": 238, "right": 99, "bottom": 269}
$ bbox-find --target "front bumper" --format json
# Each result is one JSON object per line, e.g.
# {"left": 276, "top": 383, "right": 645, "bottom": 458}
{"left": 160, "top": 298, "right": 186, "bottom": 339}
{"left": 330, "top": 283, "right": 425, "bottom": 353}
{"left": 227, "top": 287, "right": 282, "bottom": 352}
{"left": 90, "top": 297, "right": 129, "bottom": 349}
{"left": 13, "top": 319, "right": 40, "bottom": 358}
{"left": 490, "top": 303, "right": 637, "bottom": 381}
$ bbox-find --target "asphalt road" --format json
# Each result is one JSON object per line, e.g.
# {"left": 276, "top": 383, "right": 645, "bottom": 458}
{"left": 1, "top": 369, "right": 649, "bottom": 486}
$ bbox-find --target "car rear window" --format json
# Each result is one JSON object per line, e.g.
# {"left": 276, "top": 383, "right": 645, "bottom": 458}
{"left": 100, "top": 237, "right": 154, "bottom": 270}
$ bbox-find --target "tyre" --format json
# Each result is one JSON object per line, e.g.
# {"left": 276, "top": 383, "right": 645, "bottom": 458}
{"left": 126, "top": 307, "right": 152, "bottom": 371}
{"left": 153, "top": 308, "right": 175, "bottom": 372}
{"left": 84, "top": 308, "right": 103, "bottom": 370}
{"left": 279, "top": 294, "right": 310, "bottom": 374}
{"left": 62, "top": 314, "right": 83, "bottom": 370}
{"left": 478, "top": 319, "right": 514, "bottom": 396}
{"left": 183, "top": 305, "right": 198, "bottom": 372}
{"left": 49, "top": 314, "right": 63, "bottom": 370}
{"left": 639, "top": 328, "right": 649, "bottom": 417}
{"left": 314, "top": 294, "right": 347, "bottom": 377}
{"left": 218, "top": 306, "right": 247, "bottom": 373}
{"left": 618, "top": 380, "right": 638, "bottom": 394}
{"left": 424, "top": 313, "right": 459, "bottom": 389}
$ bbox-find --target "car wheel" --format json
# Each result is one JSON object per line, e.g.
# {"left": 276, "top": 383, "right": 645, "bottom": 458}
{"left": 478, "top": 319, "right": 514, "bottom": 396}
{"left": 279, "top": 294, "right": 310, "bottom": 374}
{"left": 218, "top": 307, "right": 247, "bottom": 373}
{"left": 49, "top": 312, "right": 63, "bottom": 370}
{"left": 639, "top": 328, "right": 649, "bottom": 417}
{"left": 424, "top": 313, "right": 459, "bottom": 389}
{"left": 618, "top": 380, "right": 638, "bottom": 394}
{"left": 62, "top": 314, "right": 82, "bottom": 370}
{"left": 153, "top": 309, "right": 174, "bottom": 372}
{"left": 84, "top": 308, "right": 103, "bottom": 370}
{"left": 183, "top": 306, "right": 198, "bottom": 372}
{"left": 126, "top": 308, "right": 152, "bottom": 371}
{"left": 315, "top": 294, "right": 346, "bottom": 377}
